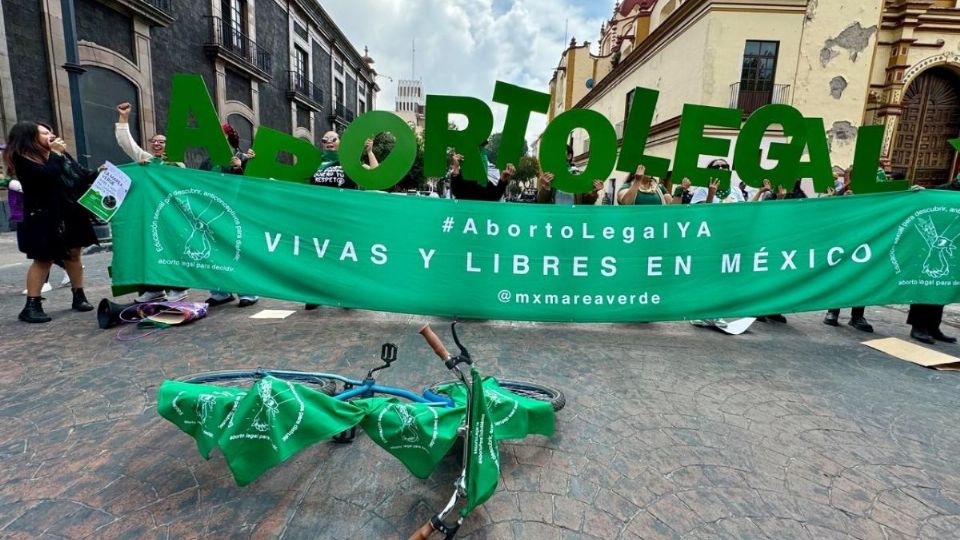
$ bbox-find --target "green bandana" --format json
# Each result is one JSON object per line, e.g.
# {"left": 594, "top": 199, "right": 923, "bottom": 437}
{"left": 461, "top": 368, "right": 499, "bottom": 516}
{"left": 319, "top": 150, "right": 339, "bottom": 171}
{"left": 715, "top": 188, "right": 730, "bottom": 200}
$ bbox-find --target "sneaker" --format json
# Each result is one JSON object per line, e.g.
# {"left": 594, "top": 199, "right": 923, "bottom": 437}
{"left": 238, "top": 295, "right": 259, "bottom": 308}
{"left": 21, "top": 283, "right": 54, "bottom": 295}
{"left": 135, "top": 290, "right": 166, "bottom": 303}
{"left": 166, "top": 289, "right": 189, "bottom": 302}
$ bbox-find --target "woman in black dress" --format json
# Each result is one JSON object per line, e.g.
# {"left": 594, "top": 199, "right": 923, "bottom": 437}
{"left": 4, "top": 122, "right": 96, "bottom": 323}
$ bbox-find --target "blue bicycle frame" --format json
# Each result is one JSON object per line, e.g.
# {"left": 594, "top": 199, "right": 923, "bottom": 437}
{"left": 257, "top": 369, "right": 457, "bottom": 408}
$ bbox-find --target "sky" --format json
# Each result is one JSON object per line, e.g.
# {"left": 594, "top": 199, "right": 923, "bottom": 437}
{"left": 323, "top": 0, "right": 612, "bottom": 147}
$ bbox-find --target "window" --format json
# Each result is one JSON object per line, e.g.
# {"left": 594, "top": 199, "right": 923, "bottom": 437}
{"left": 624, "top": 88, "right": 636, "bottom": 123}
{"left": 335, "top": 80, "right": 344, "bottom": 104}
{"left": 293, "top": 46, "right": 308, "bottom": 88}
{"left": 737, "top": 40, "right": 779, "bottom": 112}
{"left": 335, "top": 60, "right": 344, "bottom": 74}
{"left": 222, "top": 0, "right": 246, "bottom": 49}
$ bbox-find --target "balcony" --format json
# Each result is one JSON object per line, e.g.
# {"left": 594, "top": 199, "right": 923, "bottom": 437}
{"left": 328, "top": 102, "right": 355, "bottom": 126}
{"left": 114, "top": 0, "right": 174, "bottom": 26}
{"left": 285, "top": 71, "right": 324, "bottom": 111}
{"left": 203, "top": 16, "right": 272, "bottom": 82}
{"left": 729, "top": 82, "right": 791, "bottom": 115}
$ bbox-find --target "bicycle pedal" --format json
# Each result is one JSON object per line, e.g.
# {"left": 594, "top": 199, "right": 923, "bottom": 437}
{"left": 332, "top": 426, "right": 357, "bottom": 444}
{"left": 381, "top": 343, "right": 398, "bottom": 364}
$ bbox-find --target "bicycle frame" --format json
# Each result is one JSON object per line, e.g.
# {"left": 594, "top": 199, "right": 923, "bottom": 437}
{"left": 253, "top": 369, "right": 456, "bottom": 408}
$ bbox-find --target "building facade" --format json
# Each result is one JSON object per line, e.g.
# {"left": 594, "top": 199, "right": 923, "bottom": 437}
{"left": 547, "top": 0, "right": 960, "bottom": 188}
{"left": 0, "top": 0, "right": 378, "bottom": 169}
{"left": 394, "top": 78, "right": 425, "bottom": 135}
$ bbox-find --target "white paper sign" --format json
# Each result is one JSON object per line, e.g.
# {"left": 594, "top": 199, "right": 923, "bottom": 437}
{"left": 78, "top": 161, "right": 132, "bottom": 222}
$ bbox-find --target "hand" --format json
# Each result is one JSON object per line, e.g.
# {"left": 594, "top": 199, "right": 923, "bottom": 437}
{"left": 364, "top": 138, "right": 374, "bottom": 153}
{"left": 634, "top": 164, "right": 646, "bottom": 177}
{"left": 707, "top": 178, "right": 720, "bottom": 195}
{"left": 761, "top": 179, "right": 772, "bottom": 193}
{"left": 245, "top": 149, "right": 256, "bottom": 160}
{"left": 681, "top": 177, "right": 691, "bottom": 189}
{"left": 503, "top": 163, "right": 516, "bottom": 179}
{"left": 826, "top": 186, "right": 836, "bottom": 197}
{"left": 230, "top": 157, "right": 242, "bottom": 168}
{"left": 138, "top": 158, "right": 152, "bottom": 166}
{"left": 50, "top": 137, "right": 67, "bottom": 154}
{"left": 592, "top": 180, "right": 605, "bottom": 193}
{"left": 450, "top": 151, "right": 463, "bottom": 164}
{"left": 910, "top": 184, "right": 925, "bottom": 191}
{"left": 117, "top": 102, "right": 132, "bottom": 119}
{"left": 776, "top": 185, "right": 786, "bottom": 199}
{"left": 97, "top": 164, "right": 107, "bottom": 172}
{"left": 540, "top": 172, "right": 554, "bottom": 187}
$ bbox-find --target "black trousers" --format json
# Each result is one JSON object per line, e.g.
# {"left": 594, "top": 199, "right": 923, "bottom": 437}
{"left": 907, "top": 304, "right": 944, "bottom": 331}
{"left": 828, "top": 307, "right": 865, "bottom": 319}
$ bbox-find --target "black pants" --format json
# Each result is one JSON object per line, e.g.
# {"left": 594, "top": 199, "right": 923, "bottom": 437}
{"left": 907, "top": 304, "right": 944, "bottom": 332}
{"left": 828, "top": 307, "right": 865, "bottom": 319}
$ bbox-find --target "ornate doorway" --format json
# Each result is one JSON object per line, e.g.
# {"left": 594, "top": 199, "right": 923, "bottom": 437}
{"left": 891, "top": 67, "right": 960, "bottom": 185}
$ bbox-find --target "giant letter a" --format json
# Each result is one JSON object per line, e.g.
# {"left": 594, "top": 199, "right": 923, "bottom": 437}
{"left": 164, "top": 74, "right": 233, "bottom": 166}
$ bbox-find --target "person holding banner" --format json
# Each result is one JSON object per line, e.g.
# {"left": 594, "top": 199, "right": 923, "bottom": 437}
{"left": 201, "top": 123, "right": 258, "bottom": 309}
{"left": 5, "top": 122, "right": 93, "bottom": 322}
{"left": 537, "top": 146, "right": 603, "bottom": 205}
{"left": 617, "top": 164, "right": 675, "bottom": 205}
{"left": 310, "top": 131, "right": 377, "bottom": 189}
{"left": 115, "top": 102, "right": 188, "bottom": 303}
{"left": 449, "top": 142, "right": 515, "bottom": 202}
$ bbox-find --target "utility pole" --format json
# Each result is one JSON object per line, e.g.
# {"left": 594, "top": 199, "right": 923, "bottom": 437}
{"left": 59, "top": 0, "right": 88, "bottom": 166}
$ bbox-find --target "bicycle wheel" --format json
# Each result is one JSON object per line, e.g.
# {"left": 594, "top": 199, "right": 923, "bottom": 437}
{"left": 179, "top": 369, "right": 338, "bottom": 396}
{"left": 428, "top": 379, "right": 565, "bottom": 412}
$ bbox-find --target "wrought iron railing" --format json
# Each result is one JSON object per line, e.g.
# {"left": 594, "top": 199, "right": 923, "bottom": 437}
{"left": 330, "top": 102, "right": 355, "bottom": 122}
{"left": 728, "top": 82, "right": 791, "bottom": 115}
{"left": 205, "top": 16, "right": 271, "bottom": 74}
{"left": 287, "top": 71, "right": 324, "bottom": 105}
{"left": 143, "top": 0, "right": 172, "bottom": 12}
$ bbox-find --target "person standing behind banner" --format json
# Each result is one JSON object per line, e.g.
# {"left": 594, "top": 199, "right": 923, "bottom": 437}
{"left": 448, "top": 140, "right": 515, "bottom": 202}
{"left": 537, "top": 145, "right": 602, "bottom": 205}
{"left": 200, "top": 124, "right": 258, "bottom": 308}
{"left": 822, "top": 175, "right": 873, "bottom": 333}
{"left": 115, "top": 102, "right": 188, "bottom": 303}
{"left": 304, "top": 131, "right": 377, "bottom": 310}
{"left": 906, "top": 176, "right": 959, "bottom": 345}
{"left": 310, "top": 131, "right": 377, "bottom": 188}
{"left": 617, "top": 164, "right": 676, "bottom": 205}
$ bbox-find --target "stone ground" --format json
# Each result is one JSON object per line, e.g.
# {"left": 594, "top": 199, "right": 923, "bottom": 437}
{"left": 1, "top": 233, "right": 960, "bottom": 539}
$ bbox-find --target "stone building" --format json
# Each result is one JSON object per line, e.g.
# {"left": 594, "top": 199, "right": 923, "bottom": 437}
{"left": 547, "top": 0, "right": 960, "bottom": 187}
{"left": 0, "top": 0, "right": 378, "bottom": 169}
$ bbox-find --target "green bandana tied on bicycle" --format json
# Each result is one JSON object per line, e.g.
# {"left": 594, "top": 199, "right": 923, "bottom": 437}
{"left": 157, "top": 372, "right": 555, "bottom": 504}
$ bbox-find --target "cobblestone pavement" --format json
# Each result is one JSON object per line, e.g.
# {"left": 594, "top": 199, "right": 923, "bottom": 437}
{"left": 2, "top": 238, "right": 960, "bottom": 539}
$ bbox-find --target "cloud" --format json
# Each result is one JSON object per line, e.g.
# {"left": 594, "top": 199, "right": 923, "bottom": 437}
{"left": 323, "top": 0, "right": 606, "bottom": 148}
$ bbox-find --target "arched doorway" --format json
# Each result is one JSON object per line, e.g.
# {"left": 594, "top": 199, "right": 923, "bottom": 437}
{"left": 891, "top": 67, "right": 960, "bottom": 185}
{"left": 79, "top": 66, "right": 140, "bottom": 167}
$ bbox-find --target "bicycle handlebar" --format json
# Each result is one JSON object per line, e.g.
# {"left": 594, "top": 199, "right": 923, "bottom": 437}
{"left": 408, "top": 520, "right": 435, "bottom": 540}
{"left": 419, "top": 324, "right": 451, "bottom": 360}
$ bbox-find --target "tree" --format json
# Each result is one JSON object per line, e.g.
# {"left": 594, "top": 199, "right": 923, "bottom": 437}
{"left": 515, "top": 155, "right": 540, "bottom": 184}
{"left": 486, "top": 132, "right": 528, "bottom": 167}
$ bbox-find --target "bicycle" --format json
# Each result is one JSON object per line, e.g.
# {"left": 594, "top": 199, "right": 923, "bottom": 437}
{"left": 158, "top": 323, "right": 565, "bottom": 539}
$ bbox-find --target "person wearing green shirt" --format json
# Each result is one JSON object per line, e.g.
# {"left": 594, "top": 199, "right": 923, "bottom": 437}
{"left": 617, "top": 164, "right": 673, "bottom": 205}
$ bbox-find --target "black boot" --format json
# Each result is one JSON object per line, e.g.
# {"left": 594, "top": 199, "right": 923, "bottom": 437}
{"left": 910, "top": 326, "right": 935, "bottom": 345}
{"left": 19, "top": 296, "right": 52, "bottom": 323}
{"left": 823, "top": 310, "right": 840, "bottom": 326}
{"left": 72, "top": 288, "right": 94, "bottom": 312}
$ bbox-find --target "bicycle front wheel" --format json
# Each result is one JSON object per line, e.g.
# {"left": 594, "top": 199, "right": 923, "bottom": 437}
{"left": 179, "top": 369, "right": 338, "bottom": 396}
{"left": 428, "top": 379, "right": 565, "bottom": 412}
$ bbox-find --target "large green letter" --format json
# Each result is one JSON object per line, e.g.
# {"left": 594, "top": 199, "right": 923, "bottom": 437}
{"left": 245, "top": 127, "right": 321, "bottom": 183}
{"left": 492, "top": 82, "right": 550, "bottom": 170}
{"left": 423, "top": 95, "right": 494, "bottom": 184}
{"left": 733, "top": 104, "right": 805, "bottom": 188}
{"left": 849, "top": 125, "right": 907, "bottom": 193}
{"left": 539, "top": 109, "right": 617, "bottom": 194}
{"left": 616, "top": 87, "right": 670, "bottom": 179}
{"left": 673, "top": 104, "right": 741, "bottom": 187}
{"left": 794, "top": 118, "right": 834, "bottom": 192}
{"left": 340, "top": 111, "right": 417, "bottom": 190}
{"left": 165, "top": 74, "right": 232, "bottom": 166}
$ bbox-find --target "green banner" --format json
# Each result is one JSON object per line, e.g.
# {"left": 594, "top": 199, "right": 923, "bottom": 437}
{"left": 113, "top": 163, "right": 960, "bottom": 322}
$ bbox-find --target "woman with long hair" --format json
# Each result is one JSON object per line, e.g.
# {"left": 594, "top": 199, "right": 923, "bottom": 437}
{"left": 4, "top": 121, "right": 94, "bottom": 323}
